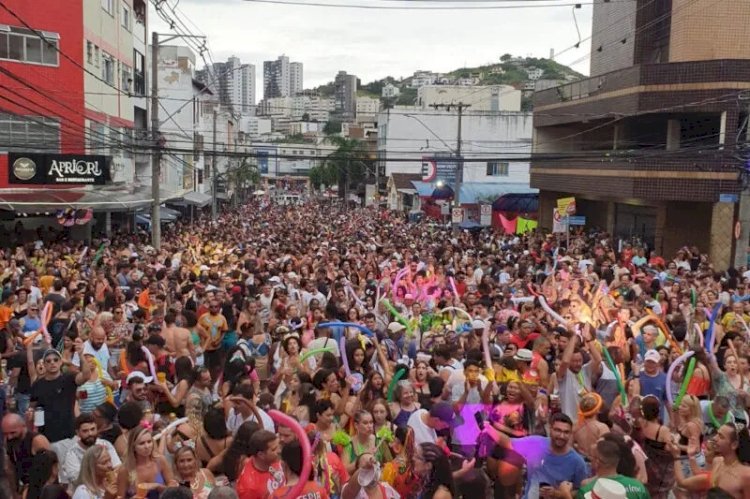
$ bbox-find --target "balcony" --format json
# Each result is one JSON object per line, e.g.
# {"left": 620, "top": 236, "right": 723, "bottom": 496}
{"left": 530, "top": 150, "right": 741, "bottom": 202}
{"left": 533, "top": 59, "right": 750, "bottom": 127}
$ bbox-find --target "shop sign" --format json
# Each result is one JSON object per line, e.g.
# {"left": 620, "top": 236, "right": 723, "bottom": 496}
{"left": 9, "top": 153, "right": 110, "bottom": 185}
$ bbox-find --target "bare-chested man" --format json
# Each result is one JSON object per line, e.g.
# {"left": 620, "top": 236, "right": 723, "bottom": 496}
{"left": 573, "top": 392, "right": 609, "bottom": 460}
{"left": 162, "top": 311, "right": 194, "bottom": 361}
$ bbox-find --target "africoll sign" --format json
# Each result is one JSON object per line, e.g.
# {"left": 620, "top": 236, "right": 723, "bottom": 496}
{"left": 8, "top": 153, "right": 110, "bottom": 185}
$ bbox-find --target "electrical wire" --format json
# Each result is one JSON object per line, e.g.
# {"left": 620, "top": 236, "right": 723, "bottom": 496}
{"left": 0, "top": 0, "right": 130, "bottom": 98}
{"left": 560, "top": 0, "right": 714, "bottom": 69}
{"left": 243, "top": 0, "right": 604, "bottom": 9}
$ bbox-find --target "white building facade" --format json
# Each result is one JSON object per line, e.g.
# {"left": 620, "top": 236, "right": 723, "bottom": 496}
{"left": 382, "top": 83, "right": 400, "bottom": 99}
{"left": 251, "top": 141, "right": 338, "bottom": 178}
{"left": 377, "top": 107, "right": 533, "bottom": 184}
{"left": 290, "top": 62, "right": 304, "bottom": 96}
{"left": 84, "top": 0, "right": 148, "bottom": 185}
{"left": 356, "top": 96, "right": 380, "bottom": 123}
{"left": 417, "top": 85, "right": 521, "bottom": 112}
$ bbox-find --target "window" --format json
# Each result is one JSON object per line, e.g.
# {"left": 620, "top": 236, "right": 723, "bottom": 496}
{"left": 121, "top": 63, "right": 132, "bottom": 91}
{"left": 86, "top": 41, "right": 93, "bottom": 64}
{"left": 486, "top": 161, "right": 509, "bottom": 176}
{"left": 102, "top": 0, "right": 115, "bottom": 15}
{"left": 0, "top": 113, "right": 60, "bottom": 152}
{"left": 133, "top": 49, "right": 145, "bottom": 95}
{"left": 101, "top": 52, "right": 114, "bottom": 84}
{"left": 94, "top": 45, "right": 100, "bottom": 68}
{"left": 122, "top": 5, "right": 130, "bottom": 30}
{"left": 41, "top": 39, "right": 58, "bottom": 65}
{"left": 89, "top": 122, "right": 106, "bottom": 152}
{"left": 0, "top": 26, "right": 59, "bottom": 66}
{"left": 24, "top": 37, "right": 41, "bottom": 63}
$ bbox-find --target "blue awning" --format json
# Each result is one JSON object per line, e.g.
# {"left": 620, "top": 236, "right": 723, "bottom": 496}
{"left": 411, "top": 181, "right": 538, "bottom": 204}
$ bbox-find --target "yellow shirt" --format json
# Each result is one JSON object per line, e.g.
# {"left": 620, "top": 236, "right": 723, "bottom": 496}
{"left": 721, "top": 312, "right": 750, "bottom": 330}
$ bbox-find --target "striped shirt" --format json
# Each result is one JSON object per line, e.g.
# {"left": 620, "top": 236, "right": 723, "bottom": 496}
{"left": 76, "top": 373, "right": 112, "bottom": 414}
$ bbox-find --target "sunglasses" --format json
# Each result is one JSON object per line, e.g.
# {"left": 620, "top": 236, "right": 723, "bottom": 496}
{"left": 44, "top": 357, "right": 60, "bottom": 364}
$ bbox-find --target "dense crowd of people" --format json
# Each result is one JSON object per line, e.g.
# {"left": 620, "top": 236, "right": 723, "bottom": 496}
{"left": 0, "top": 199, "right": 749, "bottom": 498}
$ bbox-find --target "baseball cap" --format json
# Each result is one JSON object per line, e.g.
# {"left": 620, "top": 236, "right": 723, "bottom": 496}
{"left": 126, "top": 371, "right": 153, "bottom": 384}
{"left": 429, "top": 402, "right": 456, "bottom": 426}
{"left": 644, "top": 349, "right": 661, "bottom": 363}
{"left": 42, "top": 348, "right": 61, "bottom": 360}
{"left": 388, "top": 322, "right": 406, "bottom": 334}
{"left": 471, "top": 319, "right": 487, "bottom": 330}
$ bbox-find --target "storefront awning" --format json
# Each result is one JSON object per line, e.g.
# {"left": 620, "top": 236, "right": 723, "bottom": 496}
{"left": 0, "top": 189, "right": 149, "bottom": 212}
{"left": 183, "top": 191, "right": 212, "bottom": 207}
{"left": 0, "top": 188, "right": 182, "bottom": 213}
{"left": 169, "top": 191, "right": 212, "bottom": 208}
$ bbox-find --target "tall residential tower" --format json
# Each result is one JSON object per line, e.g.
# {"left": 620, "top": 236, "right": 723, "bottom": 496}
{"left": 263, "top": 55, "right": 303, "bottom": 99}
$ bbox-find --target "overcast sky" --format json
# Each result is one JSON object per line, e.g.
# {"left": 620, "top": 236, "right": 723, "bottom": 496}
{"left": 151, "top": 0, "right": 594, "bottom": 94}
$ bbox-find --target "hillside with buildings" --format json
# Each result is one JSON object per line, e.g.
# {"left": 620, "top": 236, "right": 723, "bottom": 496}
{"left": 313, "top": 55, "right": 584, "bottom": 109}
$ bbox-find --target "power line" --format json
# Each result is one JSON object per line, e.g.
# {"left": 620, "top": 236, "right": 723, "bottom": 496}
{"left": 561, "top": 0, "right": 714, "bottom": 69}
{"left": 243, "top": 0, "right": 602, "bottom": 9}
{"left": 0, "top": 0, "right": 130, "bottom": 98}
{"left": 551, "top": 0, "right": 656, "bottom": 62}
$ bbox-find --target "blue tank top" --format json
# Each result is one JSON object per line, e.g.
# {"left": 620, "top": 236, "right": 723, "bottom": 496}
{"left": 393, "top": 408, "right": 415, "bottom": 429}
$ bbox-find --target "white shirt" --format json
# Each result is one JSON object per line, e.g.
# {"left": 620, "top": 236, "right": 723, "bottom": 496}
{"left": 72, "top": 485, "right": 104, "bottom": 499}
{"left": 407, "top": 409, "right": 437, "bottom": 445}
{"left": 449, "top": 375, "right": 488, "bottom": 445}
{"left": 307, "top": 337, "right": 340, "bottom": 357}
{"left": 62, "top": 438, "right": 121, "bottom": 484}
{"left": 30, "top": 286, "right": 43, "bottom": 305}
{"left": 302, "top": 289, "right": 327, "bottom": 308}
{"left": 226, "top": 406, "right": 275, "bottom": 434}
{"left": 73, "top": 341, "right": 110, "bottom": 368}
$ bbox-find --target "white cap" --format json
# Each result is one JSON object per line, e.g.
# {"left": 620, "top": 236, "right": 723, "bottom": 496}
{"left": 388, "top": 322, "right": 406, "bottom": 334}
{"left": 514, "top": 348, "right": 533, "bottom": 362}
{"left": 126, "top": 371, "right": 153, "bottom": 384}
{"left": 644, "top": 349, "right": 661, "bottom": 363}
{"left": 584, "top": 478, "right": 627, "bottom": 499}
{"left": 471, "top": 319, "right": 487, "bottom": 330}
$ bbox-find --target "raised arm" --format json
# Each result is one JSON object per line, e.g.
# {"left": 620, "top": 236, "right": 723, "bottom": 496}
{"left": 557, "top": 333, "right": 579, "bottom": 381}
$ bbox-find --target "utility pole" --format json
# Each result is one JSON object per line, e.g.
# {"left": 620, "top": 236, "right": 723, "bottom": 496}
{"left": 150, "top": 32, "right": 161, "bottom": 249}
{"left": 212, "top": 109, "right": 218, "bottom": 221}
{"left": 430, "top": 102, "right": 470, "bottom": 229}
{"left": 454, "top": 102, "right": 467, "bottom": 212}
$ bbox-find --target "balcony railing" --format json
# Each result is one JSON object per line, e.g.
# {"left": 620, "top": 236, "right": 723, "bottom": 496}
{"left": 534, "top": 59, "right": 750, "bottom": 108}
